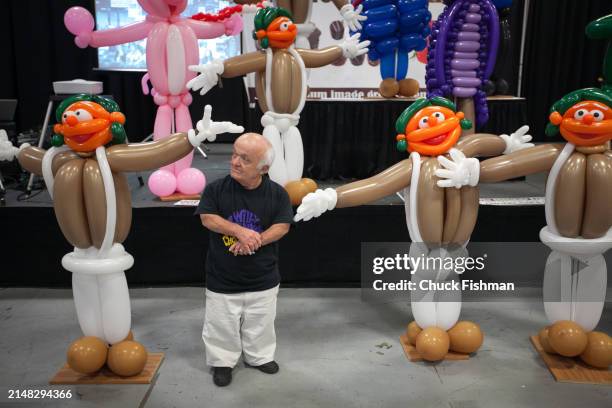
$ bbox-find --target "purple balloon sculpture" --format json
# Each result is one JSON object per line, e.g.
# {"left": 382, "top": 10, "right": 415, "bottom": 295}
{"left": 426, "top": 0, "right": 500, "bottom": 126}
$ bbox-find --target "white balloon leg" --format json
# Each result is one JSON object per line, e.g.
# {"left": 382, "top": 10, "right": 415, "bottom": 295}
{"left": 543, "top": 251, "right": 607, "bottom": 332}
{"left": 63, "top": 244, "right": 134, "bottom": 345}
{"left": 283, "top": 126, "right": 304, "bottom": 183}
{"left": 410, "top": 245, "right": 462, "bottom": 331}
{"left": 262, "top": 124, "right": 288, "bottom": 187}
{"left": 99, "top": 271, "right": 131, "bottom": 344}
{"left": 72, "top": 273, "right": 106, "bottom": 340}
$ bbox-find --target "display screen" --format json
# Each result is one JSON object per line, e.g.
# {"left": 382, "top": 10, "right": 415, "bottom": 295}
{"left": 95, "top": 0, "right": 241, "bottom": 70}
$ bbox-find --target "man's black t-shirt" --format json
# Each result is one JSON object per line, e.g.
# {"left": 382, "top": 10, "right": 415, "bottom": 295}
{"left": 195, "top": 175, "right": 293, "bottom": 293}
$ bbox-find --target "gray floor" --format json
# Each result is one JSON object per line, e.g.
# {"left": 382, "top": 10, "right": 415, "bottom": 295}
{"left": 1, "top": 143, "right": 548, "bottom": 208}
{"left": 0, "top": 288, "right": 610, "bottom": 408}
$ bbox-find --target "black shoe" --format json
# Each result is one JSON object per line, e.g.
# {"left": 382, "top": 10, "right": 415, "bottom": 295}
{"left": 248, "top": 361, "right": 279, "bottom": 374}
{"left": 213, "top": 367, "right": 232, "bottom": 386}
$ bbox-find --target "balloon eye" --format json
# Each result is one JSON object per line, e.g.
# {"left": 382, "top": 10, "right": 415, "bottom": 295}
{"left": 418, "top": 117, "right": 429, "bottom": 129}
{"left": 433, "top": 112, "right": 445, "bottom": 121}
{"left": 74, "top": 109, "right": 93, "bottom": 122}
{"left": 590, "top": 110, "right": 604, "bottom": 122}
{"left": 280, "top": 22, "right": 290, "bottom": 31}
{"left": 574, "top": 109, "right": 587, "bottom": 120}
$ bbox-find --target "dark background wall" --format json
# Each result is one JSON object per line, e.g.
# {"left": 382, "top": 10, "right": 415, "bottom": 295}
{"left": 1, "top": 0, "right": 610, "bottom": 143}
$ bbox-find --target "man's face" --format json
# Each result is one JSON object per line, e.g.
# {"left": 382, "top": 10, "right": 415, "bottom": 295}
{"left": 230, "top": 138, "right": 264, "bottom": 184}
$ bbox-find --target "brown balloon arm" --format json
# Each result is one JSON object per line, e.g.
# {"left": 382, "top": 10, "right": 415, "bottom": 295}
{"left": 105, "top": 133, "right": 193, "bottom": 172}
{"left": 17, "top": 146, "right": 45, "bottom": 175}
{"left": 336, "top": 158, "right": 412, "bottom": 208}
{"left": 297, "top": 47, "right": 343, "bottom": 68}
{"left": 479, "top": 144, "right": 563, "bottom": 183}
{"left": 221, "top": 52, "right": 267, "bottom": 78}
{"left": 456, "top": 133, "right": 507, "bottom": 157}
{"left": 18, "top": 146, "right": 89, "bottom": 176}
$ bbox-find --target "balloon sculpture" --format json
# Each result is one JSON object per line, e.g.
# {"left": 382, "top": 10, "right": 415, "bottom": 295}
{"left": 0, "top": 95, "right": 242, "bottom": 376}
{"left": 188, "top": 6, "right": 370, "bottom": 204}
{"left": 478, "top": 14, "right": 612, "bottom": 368}
{"left": 351, "top": 0, "right": 431, "bottom": 98}
{"left": 63, "top": 1, "right": 244, "bottom": 198}
{"left": 235, "top": 0, "right": 367, "bottom": 50}
{"left": 426, "top": 0, "right": 499, "bottom": 130}
{"left": 294, "top": 96, "right": 532, "bottom": 361}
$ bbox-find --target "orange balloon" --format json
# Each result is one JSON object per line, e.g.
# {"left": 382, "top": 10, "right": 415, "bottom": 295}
{"left": 285, "top": 180, "right": 310, "bottom": 206}
{"left": 538, "top": 326, "right": 556, "bottom": 354}
{"left": 300, "top": 178, "right": 318, "bottom": 193}
{"left": 548, "top": 320, "right": 588, "bottom": 357}
{"left": 448, "top": 321, "right": 483, "bottom": 354}
{"left": 406, "top": 321, "right": 422, "bottom": 346}
{"left": 66, "top": 336, "right": 108, "bottom": 374}
{"left": 415, "top": 327, "right": 450, "bottom": 362}
{"left": 107, "top": 341, "right": 148, "bottom": 377}
{"left": 379, "top": 78, "right": 399, "bottom": 98}
{"left": 579, "top": 331, "right": 612, "bottom": 368}
{"left": 398, "top": 79, "right": 420, "bottom": 97}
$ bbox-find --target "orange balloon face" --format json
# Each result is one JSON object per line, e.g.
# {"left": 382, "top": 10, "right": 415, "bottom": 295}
{"left": 53, "top": 101, "right": 116, "bottom": 153}
{"left": 267, "top": 17, "right": 297, "bottom": 49}
{"left": 552, "top": 100, "right": 612, "bottom": 146}
{"left": 405, "top": 106, "right": 464, "bottom": 156}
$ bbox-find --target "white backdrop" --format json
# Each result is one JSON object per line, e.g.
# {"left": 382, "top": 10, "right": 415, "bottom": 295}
{"left": 241, "top": 1, "right": 445, "bottom": 101}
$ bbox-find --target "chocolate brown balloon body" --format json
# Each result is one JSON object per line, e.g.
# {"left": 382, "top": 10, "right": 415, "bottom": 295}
{"left": 336, "top": 133, "right": 509, "bottom": 246}
{"left": 18, "top": 134, "right": 193, "bottom": 249}
{"left": 480, "top": 144, "right": 612, "bottom": 239}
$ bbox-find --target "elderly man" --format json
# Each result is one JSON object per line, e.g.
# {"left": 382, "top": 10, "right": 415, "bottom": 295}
{"left": 195, "top": 133, "right": 293, "bottom": 387}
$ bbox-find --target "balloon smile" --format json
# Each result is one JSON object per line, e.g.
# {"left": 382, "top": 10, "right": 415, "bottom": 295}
{"left": 68, "top": 133, "right": 95, "bottom": 144}
{"left": 422, "top": 132, "right": 449, "bottom": 145}
{"left": 560, "top": 119, "right": 612, "bottom": 146}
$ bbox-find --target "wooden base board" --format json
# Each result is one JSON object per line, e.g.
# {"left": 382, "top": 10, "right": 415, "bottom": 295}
{"left": 159, "top": 193, "right": 200, "bottom": 202}
{"left": 530, "top": 336, "right": 611, "bottom": 385}
{"left": 399, "top": 334, "right": 470, "bottom": 362}
{"left": 49, "top": 353, "right": 164, "bottom": 385}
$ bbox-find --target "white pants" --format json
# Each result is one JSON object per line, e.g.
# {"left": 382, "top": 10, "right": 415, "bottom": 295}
{"left": 261, "top": 111, "right": 303, "bottom": 187}
{"left": 203, "top": 285, "right": 279, "bottom": 367}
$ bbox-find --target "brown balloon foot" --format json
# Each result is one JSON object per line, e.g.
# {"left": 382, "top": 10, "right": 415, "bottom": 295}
{"left": 285, "top": 179, "right": 318, "bottom": 206}
{"left": 107, "top": 340, "right": 148, "bottom": 377}
{"left": 399, "top": 334, "right": 469, "bottom": 362}
{"left": 50, "top": 352, "right": 163, "bottom": 384}
{"left": 158, "top": 193, "right": 201, "bottom": 202}
{"left": 66, "top": 336, "right": 108, "bottom": 375}
{"left": 398, "top": 78, "right": 420, "bottom": 97}
{"left": 448, "top": 321, "right": 484, "bottom": 354}
{"left": 379, "top": 78, "right": 399, "bottom": 98}
{"left": 50, "top": 352, "right": 164, "bottom": 385}
{"left": 530, "top": 335, "right": 611, "bottom": 384}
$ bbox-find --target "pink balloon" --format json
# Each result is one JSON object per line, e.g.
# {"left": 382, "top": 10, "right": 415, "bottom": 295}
{"left": 176, "top": 168, "right": 206, "bottom": 195}
{"left": 148, "top": 169, "right": 177, "bottom": 197}
{"left": 64, "top": 7, "right": 94, "bottom": 35}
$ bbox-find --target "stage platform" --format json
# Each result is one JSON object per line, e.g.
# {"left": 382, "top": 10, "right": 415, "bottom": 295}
{"left": 0, "top": 143, "right": 575, "bottom": 287}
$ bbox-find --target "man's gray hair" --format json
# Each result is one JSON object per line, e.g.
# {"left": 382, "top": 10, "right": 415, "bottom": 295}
{"left": 257, "top": 140, "right": 275, "bottom": 171}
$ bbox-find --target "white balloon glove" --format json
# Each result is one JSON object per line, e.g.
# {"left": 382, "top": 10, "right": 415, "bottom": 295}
{"left": 0, "top": 130, "right": 22, "bottom": 162}
{"left": 294, "top": 188, "right": 338, "bottom": 222}
{"left": 500, "top": 125, "right": 534, "bottom": 154}
{"left": 187, "top": 60, "right": 224, "bottom": 96}
{"left": 340, "top": 33, "right": 370, "bottom": 59}
{"left": 435, "top": 148, "right": 480, "bottom": 189}
{"left": 340, "top": 4, "right": 367, "bottom": 32}
{"left": 188, "top": 105, "right": 244, "bottom": 147}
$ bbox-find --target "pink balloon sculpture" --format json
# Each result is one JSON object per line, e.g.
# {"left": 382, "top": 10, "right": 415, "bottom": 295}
{"left": 64, "top": 1, "right": 243, "bottom": 197}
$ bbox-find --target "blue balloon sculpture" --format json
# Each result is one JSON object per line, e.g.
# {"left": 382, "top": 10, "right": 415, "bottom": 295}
{"left": 352, "top": 0, "right": 431, "bottom": 82}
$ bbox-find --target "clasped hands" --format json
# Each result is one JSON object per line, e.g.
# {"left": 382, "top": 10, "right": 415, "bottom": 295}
{"left": 229, "top": 227, "right": 263, "bottom": 256}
